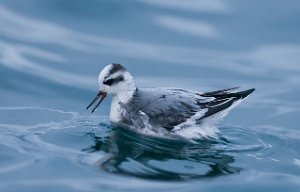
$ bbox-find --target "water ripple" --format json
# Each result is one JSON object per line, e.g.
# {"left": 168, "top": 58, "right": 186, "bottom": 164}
{"left": 0, "top": 107, "right": 299, "bottom": 189}
{"left": 83, "top": 119, "right": 281, "bottom": 180}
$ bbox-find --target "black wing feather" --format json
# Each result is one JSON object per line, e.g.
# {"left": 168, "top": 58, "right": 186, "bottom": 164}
{"left": 198, "top": 88, "right": 255, "bottom": 120}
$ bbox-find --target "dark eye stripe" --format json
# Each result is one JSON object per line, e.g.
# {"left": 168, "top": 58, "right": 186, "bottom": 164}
{"left": 103, "top": 76, "right": 124, "bottom": 86}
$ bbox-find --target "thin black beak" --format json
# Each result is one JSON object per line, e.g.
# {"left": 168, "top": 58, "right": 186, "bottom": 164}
{"left": 86, "top": 91, "right": 107, "bottom": 113}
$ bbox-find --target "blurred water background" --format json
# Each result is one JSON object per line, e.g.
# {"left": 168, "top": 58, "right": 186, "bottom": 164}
{"left": 0, "top": 0, "right": 300, "bottom": 191}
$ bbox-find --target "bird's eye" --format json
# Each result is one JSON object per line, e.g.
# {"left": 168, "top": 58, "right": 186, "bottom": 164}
{"left": 103, "top": 79, "right": 114, "bottom": 86}
{"left": 103, "top": 76, "right": 124, "bottom": 86}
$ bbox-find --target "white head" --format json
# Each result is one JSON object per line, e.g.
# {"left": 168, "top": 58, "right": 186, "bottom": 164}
{"left": 86, "top": 64, "right": 136, "bottom": 113}
{"left": 98, "top": 64, "right": 136, "bottom": 95}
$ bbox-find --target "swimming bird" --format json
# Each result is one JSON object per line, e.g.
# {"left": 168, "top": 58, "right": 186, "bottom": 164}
{"left": 86, "top": 64, "right": 255, "bottom": 132}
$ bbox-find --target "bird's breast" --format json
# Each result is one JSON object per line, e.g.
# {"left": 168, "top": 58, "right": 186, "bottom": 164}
{"left": 110, "top": 100, "right": 121, "bottom": 123}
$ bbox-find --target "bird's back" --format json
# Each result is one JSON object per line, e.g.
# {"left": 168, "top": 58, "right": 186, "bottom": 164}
{"left": 121, "top": 87, "right": 254, "bottom": 131}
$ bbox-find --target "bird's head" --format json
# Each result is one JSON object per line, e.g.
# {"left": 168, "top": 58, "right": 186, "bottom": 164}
{"left": 86, "top": 64, "right": 136, "bottom": 113}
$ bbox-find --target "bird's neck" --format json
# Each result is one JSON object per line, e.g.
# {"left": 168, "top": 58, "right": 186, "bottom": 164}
{"left": 114, "top": 80, "right": 137, "bottom": 104}
{"left": 110, "top": 88, "right": 136, "bottom": 123}
{"left": 114, "top": 89, "right": 135, "bottom": 104}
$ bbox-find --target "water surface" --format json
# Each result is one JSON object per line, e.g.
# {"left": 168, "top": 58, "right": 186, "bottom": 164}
{"left": 1, "top": 0, "right": 300, "bottom": 191}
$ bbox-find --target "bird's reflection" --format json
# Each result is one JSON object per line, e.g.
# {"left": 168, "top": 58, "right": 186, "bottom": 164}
{"left": 83, "top": 126, "right": 241, "bottom": 180}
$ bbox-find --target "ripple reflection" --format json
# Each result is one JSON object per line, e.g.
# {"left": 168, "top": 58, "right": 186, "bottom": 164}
{"left": 84, "top": 125, "right": 244, "bottom": 180}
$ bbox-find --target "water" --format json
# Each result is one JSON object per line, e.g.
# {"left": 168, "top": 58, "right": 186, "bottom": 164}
{"left": 1, "top": 0, "right": 300, "bottom": 191}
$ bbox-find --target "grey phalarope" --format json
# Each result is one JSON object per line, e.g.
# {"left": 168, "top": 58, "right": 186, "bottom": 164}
{"left": 86, "top": 64, "right": 255, "bottom": 131}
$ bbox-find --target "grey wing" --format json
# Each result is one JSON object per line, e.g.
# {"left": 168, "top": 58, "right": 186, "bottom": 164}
{"left": 127, "top": 87, "right": 255, "bottom": 131}
{"left": 131, "top": 89, "right": 204, "bottom": 130}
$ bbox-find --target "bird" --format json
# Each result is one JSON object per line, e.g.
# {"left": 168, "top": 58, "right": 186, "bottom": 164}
{"left": 86, "top": 63, "right": 255, "bottom": 132}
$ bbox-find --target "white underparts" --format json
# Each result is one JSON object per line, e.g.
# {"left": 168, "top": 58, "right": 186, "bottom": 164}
{"left": 110, "top": 96, "right": 123, "bottom": 123}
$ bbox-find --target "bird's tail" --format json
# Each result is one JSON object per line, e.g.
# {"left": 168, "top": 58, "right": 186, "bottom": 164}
{"left": 198, "top": 87, "right": 255, "bottom": 99}
{"left": 197, "top": 87, "right": 255, "bottom": 123}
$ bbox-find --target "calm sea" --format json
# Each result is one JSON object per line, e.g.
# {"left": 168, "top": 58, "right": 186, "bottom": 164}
{"left": 0, "top": 0, "right": 300, "bottom": 191}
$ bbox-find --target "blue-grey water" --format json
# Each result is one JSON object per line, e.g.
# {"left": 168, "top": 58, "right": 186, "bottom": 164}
{"left": 1, "top": 0, "right": 300, "bottom": 191}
